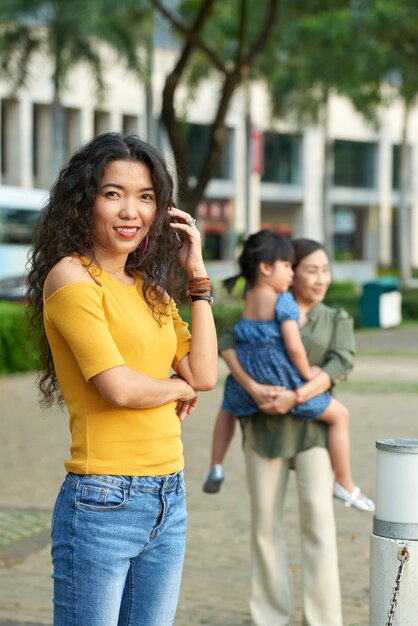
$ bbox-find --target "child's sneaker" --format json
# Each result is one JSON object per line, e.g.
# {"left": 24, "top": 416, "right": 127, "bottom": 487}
{"left": 203, "top": 464, "right": 225, "bottom": 493}
{"left": 333, "top": 481, "right": 375, "bottom": 512}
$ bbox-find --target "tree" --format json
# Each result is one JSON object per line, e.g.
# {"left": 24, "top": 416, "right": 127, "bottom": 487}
{"left": 0, "top": 0, "right": 146, "bottom": 182}
{"left": 253, "top": 2, "right": 385, "bottom": 259}
{"left": 355, "top": 0, "right": 418, "bottom": 284}
{"left": 151, "top": 0, "right": 280, "bottom": 214}
{"left": 248, "top": 0, "right": 418, "bottom": 276}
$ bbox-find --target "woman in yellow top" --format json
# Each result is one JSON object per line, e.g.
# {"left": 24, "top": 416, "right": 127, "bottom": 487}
{"left": 27, "top": 132, "right": 218, "bottom": 626}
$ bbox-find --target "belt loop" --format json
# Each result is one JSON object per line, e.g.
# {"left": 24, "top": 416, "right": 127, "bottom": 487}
{"left": 160, "top": 475, "right": 167, "bottom": 494}
{"left": 128, "top": 476, "right": 136, "bottom": 500}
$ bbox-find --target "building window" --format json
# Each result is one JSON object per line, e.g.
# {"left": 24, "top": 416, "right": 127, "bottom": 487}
{"left": 262, "top": 133, "right": 301, "bottom": 185}
{"left": 94, "top": 111, "right": 111, "bottom": 136}
{"left": 32, "top": 103, "right": 53, "bottom": 188}
{"left": 392, "top": 144, "right": 411, "bottom": 190}
{"left": 123, "top": 115, "right": 138, "bottom": 135}
{"left": 1, "top": 99, "right": 20, "bottom": 184}
{"left": 203, "top": 232, "right": 222, "bottom": 260}
{"left": 334, "top": 140, "right": 376, "bottom": 188}
{"left": 185, "top": 123, "right": 233, "bottom": 181}
{"left": 333, "top": 206, "right": 365, "bottom": 260}
{"left": 66, "top": 108, "right": 81, "bottom": 158}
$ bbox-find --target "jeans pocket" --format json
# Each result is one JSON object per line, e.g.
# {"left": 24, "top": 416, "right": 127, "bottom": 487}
{"left": 51, "top": 483, "right": 66, "bottom": 537}
{"left": 75, "top": 476, "right": 129, "bottom": 512}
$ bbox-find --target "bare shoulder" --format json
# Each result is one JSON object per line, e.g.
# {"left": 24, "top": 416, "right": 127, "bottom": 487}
{"left": 245, "top": 287, "right": 277, "bottom": 320}
{"left": 44, "top": 256, "right": 94, "bottom": 299}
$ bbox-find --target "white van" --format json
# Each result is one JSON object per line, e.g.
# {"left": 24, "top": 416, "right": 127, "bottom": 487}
{"left": 0, "top": 185, "right": 48, "bottom": 282}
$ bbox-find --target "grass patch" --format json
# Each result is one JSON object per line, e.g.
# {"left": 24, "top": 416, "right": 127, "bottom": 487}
{"left": 356, "top": 351, "right": 418, "bottom": 358}
{"left": 337, "top": 381, "right": 418, "bottom": 394}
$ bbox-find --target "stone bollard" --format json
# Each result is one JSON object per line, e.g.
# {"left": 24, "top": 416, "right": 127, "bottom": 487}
{"left": 370, "top": 439, "right": 418, "bottom": 625}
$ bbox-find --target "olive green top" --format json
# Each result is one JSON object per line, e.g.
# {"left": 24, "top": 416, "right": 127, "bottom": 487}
{"left": 218, "top": 302, "right": 356, "bottom": 460}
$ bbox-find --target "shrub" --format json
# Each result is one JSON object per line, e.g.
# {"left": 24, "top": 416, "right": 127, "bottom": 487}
{"left": 324, "top": 292, "right": 361, "bottom": 327}
{"left": 401, "top": 288, "right": 418, "bottom": 321}
{"left": 326, "top": 280, "right": 359, "bottom": 298}
{"left": 0, "top": 302, "right": 39, "bottom": 374}
{"left": 179, "top": 304, "right": 243, "bottom": 338}
{"left": 1, "top": 283, "right": 416, "bottom": 375}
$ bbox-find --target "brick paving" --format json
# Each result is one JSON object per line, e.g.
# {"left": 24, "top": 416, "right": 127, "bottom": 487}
{"left": 0, "top": 326, "right": 417, "bottom": 626}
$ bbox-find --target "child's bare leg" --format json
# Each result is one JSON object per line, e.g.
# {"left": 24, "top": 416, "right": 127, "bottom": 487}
{"left": 319, "top": 398, "right": 355, "bottom": 492}
{"left": 210, "top": 407, "right": 236, "bottom": 467}
{"left": 318, "top": 398, "right": 374, "bottom": 511}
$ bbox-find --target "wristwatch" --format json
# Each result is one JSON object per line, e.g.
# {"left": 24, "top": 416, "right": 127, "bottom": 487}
{"left": 189, "top": 294, "right": 214, "bottom": 304}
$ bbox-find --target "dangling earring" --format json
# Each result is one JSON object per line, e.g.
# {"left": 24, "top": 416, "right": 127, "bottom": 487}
{"left": 138, "top": 235, "right": 149, "bottom": 254}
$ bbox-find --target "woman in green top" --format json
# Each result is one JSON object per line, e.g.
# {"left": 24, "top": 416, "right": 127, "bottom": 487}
{"left": 210, "top": 239, "right": 355, "bottom": 626}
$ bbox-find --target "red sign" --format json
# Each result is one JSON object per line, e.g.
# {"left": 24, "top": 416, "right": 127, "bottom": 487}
{"left": 251, "top": 128, "right": 263, "bottom": 174}
{"left": 197, "top": 200, "right": 232, "bottom": 220}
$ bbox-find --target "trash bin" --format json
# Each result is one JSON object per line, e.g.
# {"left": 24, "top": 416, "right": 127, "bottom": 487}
{"left": 360, "top": 278, "right": 402, "bottom": 328}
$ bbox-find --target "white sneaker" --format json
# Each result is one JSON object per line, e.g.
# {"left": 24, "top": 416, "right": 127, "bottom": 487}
{"left": 333, "top": 481, "right": 375, "bottom": 512}
{"left": 203, "top": 464, "right": 225, "bottom": 494}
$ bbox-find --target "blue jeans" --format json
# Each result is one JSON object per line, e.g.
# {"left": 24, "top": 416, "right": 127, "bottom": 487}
{"left": 51, "top": 471, "right": 187, "bottom": 626}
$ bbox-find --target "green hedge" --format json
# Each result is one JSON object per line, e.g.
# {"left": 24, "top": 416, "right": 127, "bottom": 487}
{"left": 0, "top": 302, "right": 39, "bottom": 374}
{"left": 324, "top": 294, "right": 361, "bottom": 327}
{"left": 1, "top": 285, "right": 417, "bottom": 374}
{"left": 179, "top": 304, "right": 243, "bottom": 338}
{"left": 183, "top": 286, "right": 418, "bottom": 333}
{"left": 325, "top": 287, "right": 418, "bottom": 327}
{"left": 401, "top": 288, "right": 418, "bottom": 321}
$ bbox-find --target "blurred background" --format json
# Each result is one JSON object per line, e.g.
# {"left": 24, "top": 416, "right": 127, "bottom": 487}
{"left": 0, "top": 0, "right": 418, "bottom": 319}
{"left": 1, "top": 5, "right": 418, "bottom": 624}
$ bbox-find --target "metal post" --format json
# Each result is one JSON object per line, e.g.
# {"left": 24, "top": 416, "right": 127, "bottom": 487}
{"left": 370, "top": 439, "right": 418, "bottom": 625}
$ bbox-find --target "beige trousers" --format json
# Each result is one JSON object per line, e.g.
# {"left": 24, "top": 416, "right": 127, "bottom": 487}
{"left": 244, "top": 443, "right": 343, "bottom": 626}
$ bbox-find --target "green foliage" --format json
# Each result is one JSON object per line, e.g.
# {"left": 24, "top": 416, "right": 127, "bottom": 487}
{"left": 0, "top": 0, "right": 151, "bottom": 175}
{"left": 0, "top": 302, "right": 39, "bottom": 374}
{"left": 378, "top": 267, "right": 401, "bottom": 278}
{"left": 154, "top": 0, "right": 282, "bottom": 212}
{"left": 325, "top": 281, "right": 361, "bottom": 326}
{"left": 1, "top": 285, "right": 417, "bottom": 374}
{"left": 378, "top": 266, "right": 418, "bottom": 279}
{"left": 324, "top": 284, "right": 418, "bottom": 327}
{"left": 324, "top": 292, "right": 361, "bottom": 328}
{"left": 179, "top": 304, "right": 243, "bottom": 338}
{"left": 401, "top": 288, "right": 418, "bottom": 321}
{"left": 325, "top": 280, "right": 358, "bottom": 298}
{"left": 217, "top": 276, "right": 246, "bottom": 303}
{"left": 0, "top": 0, "right": 148, "bottom": 92}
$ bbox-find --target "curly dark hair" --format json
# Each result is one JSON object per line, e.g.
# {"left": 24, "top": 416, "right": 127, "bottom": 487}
{"left": 27, "top": 132, "right": 184, "bottom": 407}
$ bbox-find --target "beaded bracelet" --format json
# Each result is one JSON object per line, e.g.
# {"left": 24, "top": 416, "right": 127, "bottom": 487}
{"left": 294, "top": 388, "right": 303, "bottom": 404}
{"left": 186, "top": 276, "right": 213, "bottom": 304}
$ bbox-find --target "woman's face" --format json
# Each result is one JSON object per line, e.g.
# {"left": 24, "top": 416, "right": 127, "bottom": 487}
{"left": 292, "top": 249, "right": 331, "bottom": 306}
{"left": 92, "top": 159, "right": 157, "bottom": 263}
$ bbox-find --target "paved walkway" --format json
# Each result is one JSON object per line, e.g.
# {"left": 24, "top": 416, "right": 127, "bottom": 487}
{"left": 0, "top": 326, "right": 417, "bottom": 626}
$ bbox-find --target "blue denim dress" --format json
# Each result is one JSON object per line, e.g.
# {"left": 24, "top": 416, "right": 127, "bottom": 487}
{"left": 222, "top": 292, "right": 331, "bottom": 419}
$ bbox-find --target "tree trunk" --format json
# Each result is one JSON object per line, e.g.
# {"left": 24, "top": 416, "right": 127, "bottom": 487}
{"left": 161, "top": 69, "right": 240, "bottom": 215}
{"left": 157, "top": 0, "right": 278, "bottom": 215}
{"left": 181, "top": 72, "right": 241, "bottom": 215}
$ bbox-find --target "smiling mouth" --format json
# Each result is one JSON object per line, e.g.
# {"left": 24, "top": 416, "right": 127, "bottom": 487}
{"left": 113, "top": 227, "right": 140, "bottom": 240}
{"left": 114, "top": 227, "right": 139, "bottom": 233}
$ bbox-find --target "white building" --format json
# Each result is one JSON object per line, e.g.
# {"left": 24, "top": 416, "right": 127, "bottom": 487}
{"left": 1, "top": 42, "right": 417, "bottom": 280}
